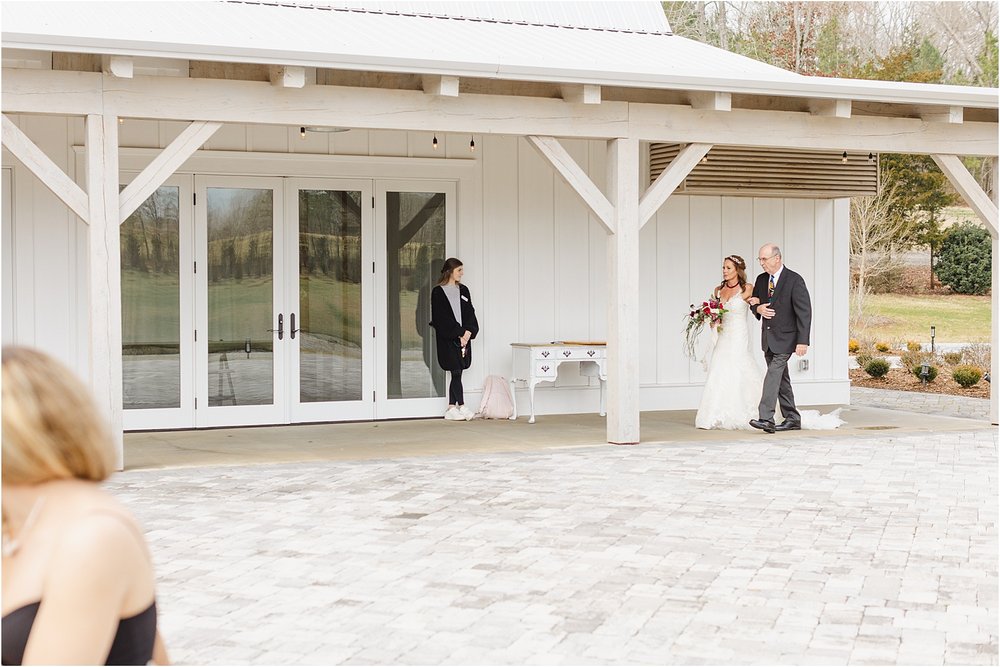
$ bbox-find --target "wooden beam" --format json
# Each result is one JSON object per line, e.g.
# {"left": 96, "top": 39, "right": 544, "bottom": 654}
{"left": 2, "top": 69, "right": 997, "bottom": 156}
{"left": 639, "top": 143, "right": 711, "bottom": 228}
{"left": 85, "top": 114, "right": 124, "bottom": 469}
{"left": 689, "top": 91, "right": 731, "bottom": 112}
{"left": 421, "top": 75, "right": 459, "bottom": 97}
{"left": 629, "top": 103, "right": 996, "bottom": 157}
{"left": 921, "top": 105, "right": 964, "bottom": 124}
{"left": 119, "top": 120, "right": 222, "bottom": 223}
{"left": 930, "top": 154, "right": 998, "bottom": 236}
{"left": 269, "top": 65, "right": 306, "bottom": 88}
{"left": 101, "top": 55, "right": 133, "bottom": 79}
{"left": 1, "top": 114, "right": 89, "bottom": 221}
{"left": 525, "top": 135, "right": 614, "bottom": 233}
{"left": 808, "top": 98, "right": 852, "bottom": 118}
{"left": 561, "top": 84, "right": 601, "bottom": 105}
{"left": 605, "top": 138, "right": 641, "bottom": 445}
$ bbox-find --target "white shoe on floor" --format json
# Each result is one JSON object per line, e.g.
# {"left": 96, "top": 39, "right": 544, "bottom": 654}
{"left": 444, "top": 407, "right": 463, "bottom": 420}
{"left": 458, "top": 405, "right": 475, "bottom": 421}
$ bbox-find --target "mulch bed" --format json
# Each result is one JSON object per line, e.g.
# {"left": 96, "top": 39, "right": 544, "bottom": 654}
{"left": 850, "top": 367, "right": 990, "bottom": 399}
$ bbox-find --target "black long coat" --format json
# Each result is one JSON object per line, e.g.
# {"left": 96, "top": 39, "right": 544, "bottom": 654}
{"left": 429, "top": 283, "right": 480, "bottom": 371}
{"left": 750, "top": 267, "right": 812, "bottom": 354}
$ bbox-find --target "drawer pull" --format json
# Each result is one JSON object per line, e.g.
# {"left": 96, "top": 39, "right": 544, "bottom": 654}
{"left": 541, "top": 351, "right": 550, "bottom": 357}
{"left": 563, "top": 350, "right": 571, "bottom": 357}
{"left": 541, "top": 365, "right": 550, "bottom": 372}
{"left": 587, "top": 350, "right": 595, "bottom": 357}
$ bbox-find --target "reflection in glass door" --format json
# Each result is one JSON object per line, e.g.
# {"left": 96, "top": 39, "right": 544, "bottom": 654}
{"left": 195, "top": 177, "right": 285, "bottom": 427}
{"left": 376, "top": 181, "right": 456, "bottom": 419}
{"left": 120, "top": 175, "right": 194, "bottom": 430}
{"left": 286, "top": 179, "right": 374, "bottom": 422}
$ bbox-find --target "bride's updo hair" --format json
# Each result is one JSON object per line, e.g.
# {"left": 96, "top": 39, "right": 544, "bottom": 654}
{"left": 719, "top": 254, "right": 748, "bottom": 291}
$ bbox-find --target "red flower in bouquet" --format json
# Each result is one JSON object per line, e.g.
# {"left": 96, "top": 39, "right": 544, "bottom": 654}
{"left": 684, "top": 297, "right": 728, "bottom": 358}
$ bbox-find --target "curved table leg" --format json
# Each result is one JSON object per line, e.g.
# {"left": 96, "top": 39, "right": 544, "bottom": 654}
{"left": 528, "top": 379, "right": 539, "bottom": 424}
{"left": 509, "top": 379, "right": 518, "bottom": 420}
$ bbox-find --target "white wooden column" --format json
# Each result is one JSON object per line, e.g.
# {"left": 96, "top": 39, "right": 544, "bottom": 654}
{"left": 931, "top": 154, "right": 999, "bottom": 424}
{"left": 992, "top": 158, "right": 998, "bottom": 425}
{"left": 86, "top": 114, "right": 124, "bottom": 467}
{"left": 606, "top": 138, "right": 641, "bottom": 444}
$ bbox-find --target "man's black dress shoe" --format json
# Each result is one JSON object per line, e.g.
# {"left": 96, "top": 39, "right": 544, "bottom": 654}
{"left": 773, "top": 421, "right": 801, "bottom": 432}
{"left": 749, "top": 419, "right": 775, "bottom": 433}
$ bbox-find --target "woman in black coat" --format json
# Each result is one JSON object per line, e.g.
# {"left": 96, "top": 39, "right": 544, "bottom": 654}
{"left": 429, "top": 258, "right": 479, "bottom": 420}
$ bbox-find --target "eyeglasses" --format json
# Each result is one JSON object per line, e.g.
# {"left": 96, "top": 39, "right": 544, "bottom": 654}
{"left": 758, "top": 255, "right": 777, "bottom": 263}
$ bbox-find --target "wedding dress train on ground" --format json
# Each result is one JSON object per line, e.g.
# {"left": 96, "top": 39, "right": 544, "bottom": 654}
{"left": 694, "top": 296, "right": 844, "bottom": 431}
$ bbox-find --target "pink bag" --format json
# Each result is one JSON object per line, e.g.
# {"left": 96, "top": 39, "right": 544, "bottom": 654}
{"left": 477, "top": 375, "right": 514, "bottom": 419}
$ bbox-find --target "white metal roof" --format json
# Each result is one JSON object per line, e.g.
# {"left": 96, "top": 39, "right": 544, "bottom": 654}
{"left": 2, "top": 1, "right": 997, "bottom": 109}
{"left": 287, "top": 1, "right": 672, "bottom": 34}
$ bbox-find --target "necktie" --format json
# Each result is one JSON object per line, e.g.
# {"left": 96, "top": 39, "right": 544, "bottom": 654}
{"left": 768, "top": 275, "right": 775, "bottom": 299}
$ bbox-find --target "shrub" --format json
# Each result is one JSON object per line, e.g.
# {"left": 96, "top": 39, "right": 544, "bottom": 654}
{"left": 911, "top": 364, "right": 939, "bottom": 382}
{"left": 952, "top": 365, "right": 982, "bottom": 388}
{"left": 874, "top": 341, "right": 891, "bottom": 353}
{"left": 960, "top": 342, "right": 992, "bottom": 371}
{"left": 900, "top": 350, "right": 930, "bottom": 372}
{"left": 855, "top": 351, "right": 874, "bottom": 369}
{"left": 935, "top": 222, "right": 992, "bottom": 295}
{"left": 864, "top": 358, "right": 891, "bottom": 378}
{"left": 848, "top": 339, "right": 860, "bottom": 354}
{"left": 906, "top": 340, "right": 922, "bottom": 352}
{"left": 943, "top": 351, "right": 963, "bottom": 366}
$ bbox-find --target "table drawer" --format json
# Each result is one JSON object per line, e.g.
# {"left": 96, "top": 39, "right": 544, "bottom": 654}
{"left": 533, "top": 347, "right": 605, "bottom": 361}
{"left": 533, "top": 360, "right": 558, "bottom": 378}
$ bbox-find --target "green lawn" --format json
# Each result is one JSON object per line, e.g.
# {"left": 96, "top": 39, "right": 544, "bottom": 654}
{"left": 853, "top": 293, "right": 992, "bottom": 344}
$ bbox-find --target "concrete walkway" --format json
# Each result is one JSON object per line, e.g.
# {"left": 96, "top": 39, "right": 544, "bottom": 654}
{"left": 114, "top": 389, "right": 997, "bottom": 665}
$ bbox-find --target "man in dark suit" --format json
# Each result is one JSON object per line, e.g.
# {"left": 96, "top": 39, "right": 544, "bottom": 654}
{"left": 749, "top": 244, "right": 812, "bottom": 433}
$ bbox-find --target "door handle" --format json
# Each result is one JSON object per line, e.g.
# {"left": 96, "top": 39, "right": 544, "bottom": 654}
{"left": 267, "top": 313, "right": 284, "bottom": 340}
{"left": 290, "top": 313, "right": 299, "bottom": 339}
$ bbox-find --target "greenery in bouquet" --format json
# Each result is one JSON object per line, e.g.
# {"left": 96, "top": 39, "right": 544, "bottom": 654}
{"left": 684, "top": 297, "right": 728, "bottom": 359}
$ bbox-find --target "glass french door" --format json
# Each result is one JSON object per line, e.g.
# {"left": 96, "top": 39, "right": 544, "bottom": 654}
{"left": 121, "top": 174, "right": 456, "bottom": 429}
{"left": 375, "top": 180, "right": 456, "bottom": 419}
{"left": 194, "top": 176, "right": 286, "bottom": 427}
{"left": 285, "top": 179, "right": 375, "bottom": 422}
{"left": 121, "top": 174, "right": 195, "bottom": 430}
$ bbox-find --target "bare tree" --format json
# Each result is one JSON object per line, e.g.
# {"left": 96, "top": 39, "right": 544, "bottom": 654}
{"left": 850, "top": 184, "right": 911, "bottom": 327}
{"left": 916, "top": 1, "right": 997, "bottom": 82}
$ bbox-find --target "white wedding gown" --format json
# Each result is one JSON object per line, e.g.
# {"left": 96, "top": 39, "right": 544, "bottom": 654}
{"left": 694, "top": 295, "right": 844, "bottom": 431}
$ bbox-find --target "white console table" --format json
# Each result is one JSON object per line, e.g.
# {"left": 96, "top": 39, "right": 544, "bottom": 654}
{"left": 510, "top": 342, "right": 607, "bottom": 423}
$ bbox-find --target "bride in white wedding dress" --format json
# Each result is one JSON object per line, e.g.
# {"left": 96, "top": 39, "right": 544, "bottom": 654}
{"left": 695, "top": 255, "right": 843, "bottom": 431}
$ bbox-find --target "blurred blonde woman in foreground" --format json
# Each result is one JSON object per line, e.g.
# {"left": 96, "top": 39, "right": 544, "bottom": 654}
{"left": 1, "top": 347, "right": 168, "bottom": 665}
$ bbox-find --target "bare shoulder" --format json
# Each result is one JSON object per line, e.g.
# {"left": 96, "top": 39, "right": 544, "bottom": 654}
{"left": 55, "top": 511, "right": 144, "bottom": 566}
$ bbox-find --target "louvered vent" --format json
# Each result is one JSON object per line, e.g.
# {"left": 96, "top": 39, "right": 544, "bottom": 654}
{"left": 649, "top": 144, "right": 878, "bottom": 198}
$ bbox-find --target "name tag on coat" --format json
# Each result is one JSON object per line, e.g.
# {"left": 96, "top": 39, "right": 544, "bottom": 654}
{"left": 461, "top": 295, "right": 469, "bottom": 302}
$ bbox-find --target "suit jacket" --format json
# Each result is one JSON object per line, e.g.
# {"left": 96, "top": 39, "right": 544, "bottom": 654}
{"left": 750, "top": 267, "right": 811, "bottom": 354}
{"left": 429, "top": 283, "right": 479, "bottom": 371}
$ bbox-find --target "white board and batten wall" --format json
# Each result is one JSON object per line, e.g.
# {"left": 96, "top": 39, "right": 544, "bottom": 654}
{"left": 1, "top": 115, "right": 850, "bottom": 423}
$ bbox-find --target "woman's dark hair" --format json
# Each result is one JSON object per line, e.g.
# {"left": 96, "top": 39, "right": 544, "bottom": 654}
{"left": 438, "top": 258, "right": 463, "bottom": 286}
{"left": 718, "top": 254, "right": 748, "bottom": 291}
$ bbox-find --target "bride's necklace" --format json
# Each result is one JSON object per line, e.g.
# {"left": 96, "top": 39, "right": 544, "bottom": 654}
{"left": 723, "top": 279, "right": 740, "bottom": 288}
{"left": 2, "top": 497, "right": 45, "bottom": 558}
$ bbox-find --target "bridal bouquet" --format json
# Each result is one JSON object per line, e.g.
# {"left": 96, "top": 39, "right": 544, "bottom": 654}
{"left": 683, "top": 297, "right": 728, "bottom": 359}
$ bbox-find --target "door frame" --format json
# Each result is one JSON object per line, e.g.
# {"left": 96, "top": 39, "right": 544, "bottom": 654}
{"left": 194, "top": 175, "right": 287, "bottom": 427}
{"left": 284, "top": 177, "right": 376, "bottom": 423}
{"left": 374, "top": 179, "right": 458, "bottom": 419}
{"left": 120, "top": 172, "right": 195, "bottom": 431}
{"left": 109, "top": 147, "right": 477, "bottom": 429}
